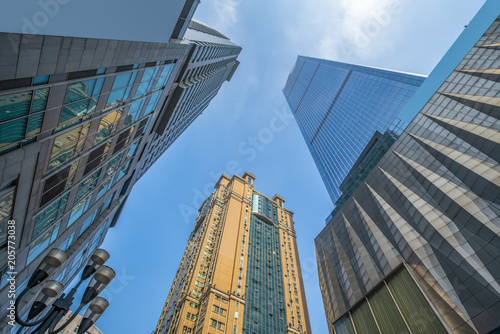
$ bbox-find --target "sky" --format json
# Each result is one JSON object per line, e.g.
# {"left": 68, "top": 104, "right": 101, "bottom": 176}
{"left": 1, "top": 0, "right": 489, "bottom": 333}
{"left": 97, "top": 1, "right": 486, "bottom": 333}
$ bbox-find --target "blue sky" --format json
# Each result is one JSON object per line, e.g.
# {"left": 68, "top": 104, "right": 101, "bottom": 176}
{"left": 2, "top": 0, "right": 488, "bottom": 332}
{"left": 98, "top": 1, "right": 486, "bottom": 333}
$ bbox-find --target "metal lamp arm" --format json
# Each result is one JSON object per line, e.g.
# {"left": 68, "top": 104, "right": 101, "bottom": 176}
{"left": 47, "top": 304, "right": 83, "bottom": 334}
{"left": 14, "top": 287, "right": 54, "bottom": 327}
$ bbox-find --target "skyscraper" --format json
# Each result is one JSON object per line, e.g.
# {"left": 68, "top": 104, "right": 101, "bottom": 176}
{"left": 154, "top": 172, "right": 311, "bottom": 334}
{"left": 283, "top": 57, "right": 425, "bottom": 203}
{"left": 315, "top": 4, "right": 500, "bottom": 334}
{"left": 139, "top": 20, "right": 241, "bottom": 175}
{"left": 0, "top": 14, "right": 240, "bottom": 332}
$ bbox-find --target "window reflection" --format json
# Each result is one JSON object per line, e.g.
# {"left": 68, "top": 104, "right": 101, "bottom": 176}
{"left": 33, "top": 192, "right": 69, "bottom": 240}
{"left": 94, "top": 110, "right": 122, "bottom": 144}
{"left": 155, "top": 64, "right": 175, "bottom": 89}
{"left": 79, "top": 211, "right": 97, "bottom": 236}
{"left": 0, "top": 91, "right": 32, "bottom": 122}
{"left": 27, "top": 221, "right": 61, "bottom": 264}
{"left": 48, "top": 123, "right": 90, "bottom": 170}
{"left": 0, "top": 119, "right": 26, "bottom": 149}
{"left": 68, "top": 195, "right": 91, "bottom": 226}
{"left": 75, "top": 168, "right": 101, "bottom": 203}
{"left": 32, "top": 88, "right": 50, "bottom": 112}
{"left": 26, "top": 113, "right": 44, "bottom": 137}
{"left": 65, "top": 78, "right": 104, "bottom": 104}
{"left": 95, "top": 151, "right": 124, "bottom": 200}
{"left": 0, "top": 88, "right": 50, "bottom": 154}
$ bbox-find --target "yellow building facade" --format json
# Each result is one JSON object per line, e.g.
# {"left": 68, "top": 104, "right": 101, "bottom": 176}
{"left": 155, "top": 172, "right": 311, "bottom": 334}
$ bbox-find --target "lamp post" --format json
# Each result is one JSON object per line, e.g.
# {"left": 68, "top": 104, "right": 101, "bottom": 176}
{"left": 14, "top": 248, "right": 115, "bottom": 334}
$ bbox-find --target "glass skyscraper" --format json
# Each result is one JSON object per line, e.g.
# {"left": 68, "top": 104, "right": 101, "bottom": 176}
{"left": 283, "top": 57, "right": 425, "bottom": 203}
{"left": 0, "top": 14, "right": 241, "bottom": 332}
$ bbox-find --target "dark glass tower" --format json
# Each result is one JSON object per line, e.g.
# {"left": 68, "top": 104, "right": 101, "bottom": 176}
{"left": 0, "top": 16, "right": 241, "bottom": 332}
{"left": 283, "top": 57, "right": 425, "bottom": 203}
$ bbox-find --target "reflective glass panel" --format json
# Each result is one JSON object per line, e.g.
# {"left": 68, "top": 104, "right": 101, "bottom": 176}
{"left": 79, "top": 211, "right": 97, "bottom": 236}
{"left": 0, "top": 119, "right": 27, "bottom": 148}
{"left": 112, "top": 72, "right": 133, "bottom": 90}
{"left": 59, "top": 99, "right": 90, "bottom": 126}
{"left": 48, "top": 124, "right": 90, "bottom": 170}
{"left": 333, "top": 315, "right": 355, "bottom": 334}
{"left": 27, "top": 113, "right": 44, "bottom": 137}
{"left": 75, "top": 168, "right": 101, "bottom": 203}
{"left": 59, "top": 232, "right": 75, "bottom": 252}
{"left": 32, "top": 88, "right": 50, "bottom": 112}
{"left": 33, "top": 193, "right": 69, "bottom": 239}
{"left": 368, "top": 284, "right": 409, "bottom": 333}
{"left": 351, "top": 300, "right": 380, "bottom": 333}
{"left": 65, "top": 79, "right": 96, "bottom": 104}
{"left": 68, "top": 195, "right": 91, "bottom": 226}
{"left": 387, "top": 269, "right": 447, "bottom": 334}
{"left": 94, "top": 110, "right": 121, "bottom": 145}
{"left": 0, "top": 187, "right": 15, "bottom": 221}
{"left": 0, "top": 91, "right": 32, "bottom": 121}
{"left": 27, "top": 221, "right": 60, "bottom": 264}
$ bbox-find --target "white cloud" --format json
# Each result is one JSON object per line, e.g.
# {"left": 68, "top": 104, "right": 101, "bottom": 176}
{"left": 282, "top": 0, "right": 408, "bottom": 62}
{"left": 212, "top": 0, "right": 242, "bottom": 30}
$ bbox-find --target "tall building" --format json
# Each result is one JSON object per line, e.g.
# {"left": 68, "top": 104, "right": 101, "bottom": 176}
{"left": 0, "top": 13, "right": 240, "bottom": 333}
{"left": 283, "top": 57, "right": 426, "bottom": 204}
{"left": 154, "top": 172, "right": 311, "bottom": 334}
{"left": 315, "top": 4, "right": 500, "bottom": 334}
{"left": 139, "top": 20, "right": 241, "bottom": 175}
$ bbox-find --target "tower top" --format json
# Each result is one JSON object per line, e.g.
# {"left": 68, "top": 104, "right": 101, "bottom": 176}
{"left": 272, "top": 194, "right": 286, "bottom": 204}
{"left": 242, "top": 171, "right": 256, "bottom": 184}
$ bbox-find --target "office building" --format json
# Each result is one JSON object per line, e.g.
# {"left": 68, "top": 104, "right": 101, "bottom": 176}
{"left": 315, "top": 5, "right": 500, "bottom": 334}
{"left": 154, "top": 172, "right": 311, "bottom": 334}
{"left": 139, "top": 20, "right": 241, "bottom": 175}
{"left": 283, "top": 57, "right": 425, "bottom": 204}
{"left": 0, "top": 11, "right": 240, "bottom": 333}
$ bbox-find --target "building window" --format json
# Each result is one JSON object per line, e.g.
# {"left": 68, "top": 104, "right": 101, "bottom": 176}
{"left": 59, "top": 232, "right": 75, "bottom": 252}
{"left": 41, "top": 161, "right": 79, "bottom": 207}
{"left": 94, "top": 110, "right": 122, "bottom": 145}
{"left": 27, "top": 221, "right": 61, "bottom": 264}
{"left": 134, "top": 67, "right": 159, "bottom": 99}
{"left": 100, "top": 194, "right": 114, "bottom": 215}
{"left": 68, "top": 195, "right": 92, "bottom": 227}
{"left": 154, "top": 64, "right": 175, "bottom": 90}
{"left": 75, "top": 168, "right": 101, "bottom": 203}
{"left": 0, "top": 88, "right": 49, "bottom": 154}
{"left": 48, "top": 123, "right": 90, "bottom": 171}
{"left": 124, "top": 99, "right": 144, "bottom": 126}
{"left": 117, "top": 159, "right": 132, "bottom": 181}
{"left": 79, "top": 211, "right": 97, "bottom": 236}
{"left": 33, "top": 192, "right": 69, "bottom": 240}
{"left": 105, "top": 71, "right": 138, "bottom": 111}
{"left": 96, "top": 151, "right": 123, "bottom": 200}
{"left": 59, "top": 78, "right": 103, "bottom": 130}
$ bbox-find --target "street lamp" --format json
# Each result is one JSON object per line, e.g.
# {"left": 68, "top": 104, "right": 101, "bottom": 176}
{"left": 14, "top": 248, "right": 115, "bottom": 334}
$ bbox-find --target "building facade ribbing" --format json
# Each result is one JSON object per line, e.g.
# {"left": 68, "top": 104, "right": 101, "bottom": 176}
{"left": 315, "top": 10, "right": 500, "bottom": 334}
